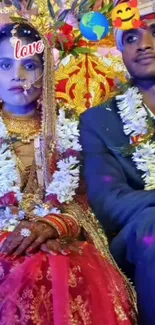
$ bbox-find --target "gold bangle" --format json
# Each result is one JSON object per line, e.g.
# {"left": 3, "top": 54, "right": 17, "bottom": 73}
{"left": 63, "top": 210, "right": 82, "bottom": 226}
{"left": 36, "top": 216, "right": 68, "bottom": 238}
{"left": 62, "top": 212, "right": 79, "bottom": 224}
{"left": 61, "top": 213, "right": 81, "bottom": 237}
{"left": 35, "top": 217, "right": 62, "bottom": 236}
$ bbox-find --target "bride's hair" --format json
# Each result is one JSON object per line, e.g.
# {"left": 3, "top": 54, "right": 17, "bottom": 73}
{"left": 0, "top": 23, "right": 43, "bottom": 61}
{"left": 0, "top": 23, "right": 40, "bottom": 42}
{"left": 0, "top": 23, "right": 41, "bottom": 41}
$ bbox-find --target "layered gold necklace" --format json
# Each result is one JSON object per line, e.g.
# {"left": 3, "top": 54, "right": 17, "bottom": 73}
{"left": 1, "top": 109, "right": 41, "bottom": 143}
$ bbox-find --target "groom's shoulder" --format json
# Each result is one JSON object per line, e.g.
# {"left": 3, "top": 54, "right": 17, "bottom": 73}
{"left": 80, "top": 97, "right": 117, "bottom": 124}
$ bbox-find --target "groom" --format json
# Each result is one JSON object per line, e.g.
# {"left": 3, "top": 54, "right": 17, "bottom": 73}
{"left": 80, "top": 0, "right": 155, "bottom": 324}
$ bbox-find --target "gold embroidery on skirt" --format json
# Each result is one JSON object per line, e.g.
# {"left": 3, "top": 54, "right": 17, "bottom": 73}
{"left": 30, "top": 286, "right": 53, "bottom": 324}
{"left": 69, "top": 295, "right": 92, "bottom": 325}
{"left": 69, "top": 266, "right": 83, "bottom": 288}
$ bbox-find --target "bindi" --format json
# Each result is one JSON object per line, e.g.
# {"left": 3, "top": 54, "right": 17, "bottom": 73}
{"left": 14, "top": 39, "right": 44, "bottom": 59}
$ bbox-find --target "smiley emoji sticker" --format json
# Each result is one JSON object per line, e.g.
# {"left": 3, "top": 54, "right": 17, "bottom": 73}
{"left": 112, "top": 0, "right": 142, "bottom": 30}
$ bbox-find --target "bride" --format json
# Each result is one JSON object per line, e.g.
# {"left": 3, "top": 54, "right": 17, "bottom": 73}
{"left": 0, "top": 15, "right": 137, "bottom": 325}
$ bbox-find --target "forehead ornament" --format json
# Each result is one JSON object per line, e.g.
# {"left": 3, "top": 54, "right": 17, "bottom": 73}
{"left": 10, "top": 24, "right": 19, "bottom": 47}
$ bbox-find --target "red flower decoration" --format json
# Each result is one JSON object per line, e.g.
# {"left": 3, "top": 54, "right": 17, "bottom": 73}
{"left": 62, "top": 149, "right": 81, "bottom": 159}
{"left": 59, "top": 23, "right": 73, "bottom": 35}
{"left": 77, "top": 40, "right": 88, "bottom": 47}
{"left": 0, "top": 192, "right": 18, "bottom": 207}
{"left": 63, "top": 34, "right": 75, "bottom": 50}
{"left": 44, "top": 194, "right": 61, "bottom": 207}
{"left": 46, "top": 24, "right": 75, "bottom": 51}
{"left": 131, "top": 134, "right": 146, "bottom": 144}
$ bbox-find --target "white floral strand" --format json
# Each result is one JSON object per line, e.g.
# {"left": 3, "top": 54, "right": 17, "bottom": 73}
{"left": 46, "top": 110, "right": 81, "bottom": 203}
{"left": 116, "top": 87, "right": 155, "bottom": 190}
{"left": 132, "top": 141, "right": 155, "bottom": 190}
{"left": 0, "top": 207, "right": 25, "bottom": 232}
{"left": 46, "top": 156, "right": 80, "bottom": 203}
{"left": 0, "top": 117, "right": 21, "bottom": 200}
{"left": 33, "top": 205, "right": 60, "bottom": 217}
{"left": 116, "top": 87, "right": 148, "bottom": 137}
{"left": 56, "top": 109, "right": 81, "bottom": 153}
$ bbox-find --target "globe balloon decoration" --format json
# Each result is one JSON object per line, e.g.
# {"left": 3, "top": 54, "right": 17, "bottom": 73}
{"left": 80, "top": 11, "right": 110, "bottom": 41}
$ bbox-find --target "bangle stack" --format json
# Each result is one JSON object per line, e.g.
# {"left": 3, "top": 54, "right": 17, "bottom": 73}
{"left": 61, "top": 213, "right": 80, "bottom": 238}
{"left": 36, "top": 213, "right": 80, "bottom": 238}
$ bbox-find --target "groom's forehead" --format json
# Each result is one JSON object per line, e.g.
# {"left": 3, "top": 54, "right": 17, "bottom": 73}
{"left": 122, "top": 20, "right": 155, "bottom": 37}
{"left": 140, "top": 18, "right": 155, "bottom": 28}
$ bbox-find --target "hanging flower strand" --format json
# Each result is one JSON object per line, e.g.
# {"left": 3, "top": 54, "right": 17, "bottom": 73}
{"left": 116, "top": 87, "right": 155, "bottom": 190}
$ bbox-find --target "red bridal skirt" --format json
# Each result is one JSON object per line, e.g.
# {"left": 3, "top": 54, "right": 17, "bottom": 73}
{"left": 0, "top": 233, "right": 137, "bottom": 325}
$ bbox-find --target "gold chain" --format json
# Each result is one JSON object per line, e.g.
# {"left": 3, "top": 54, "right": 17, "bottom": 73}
{"left": 1, "top": 110, "right": 41, "bottom": 143}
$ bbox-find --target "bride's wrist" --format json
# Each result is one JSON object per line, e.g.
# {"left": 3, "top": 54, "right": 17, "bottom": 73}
{"left": 36, "top": 213, "right": 81, "bottom": 239}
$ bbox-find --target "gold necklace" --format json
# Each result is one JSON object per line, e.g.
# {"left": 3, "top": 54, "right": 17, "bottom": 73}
{"left": 1, "top": 110, "right": 41, "bottom": 143}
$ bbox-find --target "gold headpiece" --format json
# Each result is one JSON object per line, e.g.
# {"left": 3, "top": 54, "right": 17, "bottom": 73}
{"left": 0, "top": 0, "right": 53, "bottom": 37}
{"left": 0, "top": 0, "right": 57, "bottom": 140}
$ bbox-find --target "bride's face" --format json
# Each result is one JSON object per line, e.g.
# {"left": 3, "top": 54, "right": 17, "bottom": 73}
{"left": 0, "top": 37, "right": 43, "bottom": 106}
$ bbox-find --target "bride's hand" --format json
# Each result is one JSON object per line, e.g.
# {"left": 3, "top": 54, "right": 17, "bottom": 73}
{"left": 0, "top": 220, "right": 58, "bottom": 256}
{"left": 40, "top": 238, "right": 84, "bottom": 256}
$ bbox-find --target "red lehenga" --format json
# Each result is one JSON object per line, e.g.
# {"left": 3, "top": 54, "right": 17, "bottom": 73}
{"left": 0, "top": 231, "right": 137, "bottom": 325}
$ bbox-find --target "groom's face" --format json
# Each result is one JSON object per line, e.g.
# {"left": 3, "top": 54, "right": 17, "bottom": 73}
{"left": 122, "top": 19, "right": 155, "bottom": 80}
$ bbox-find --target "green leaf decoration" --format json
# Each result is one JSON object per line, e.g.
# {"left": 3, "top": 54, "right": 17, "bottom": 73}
{"left": 10, "top": 16, "right": 28, "bottom": 23}
{"left": 55, "top": 0, "right": 62, "bottom": 6}
{"left": 59, "top": 50, "right": 65, "bottom": 59}
{"left": 27, "top": 0, "right": 34, "bottom": 10}
{"left": 71, "top": 49, "right": 79, "bottom": 57}
{"left": 79, "top": 0, "right": 94, "bottom": 10}
{"left": 54, "top": 20, "right": 65, "bottom": 28}
{"left": 47, "top": 0, "right": 55, "bottom": 19}
{"left": 58, "top": 9, "right": 70, "bottom": 21}
{"left": 78, "top": 0, "right": 94, "bottom": 16}
{"left": 74, "top": 47, "right": 95, "bottom": 54}
{"left": 101, "top": 2, "right": 113, "bottom": 14}
{"left": 71, "top": 0, "right": 79, "bottom": 11}
{"left": 120, "top": 145, "right": 135, "bottom": 157}
{"left": 74, "top": 33, "right": 83, "bottom": 43}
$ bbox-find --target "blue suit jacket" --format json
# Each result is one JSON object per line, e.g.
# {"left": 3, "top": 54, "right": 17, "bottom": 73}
{"left": 79, "top": 98, "right": 155, "bottom": 265}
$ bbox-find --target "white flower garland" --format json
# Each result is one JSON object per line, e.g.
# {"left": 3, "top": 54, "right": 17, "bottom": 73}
{"left": 46, "top": 110, "right": 81, "bottom": 203}
{"left": 116, "top": 87, "right": 155, "bottom": 190}
{"left": 46, "top": 156, "right": 80, "bottom": 203}
{"left": 0, "top": 109, "right": 81, "bottom": 231}
{"left": 0, "top": 117, "right": 21, "bottom": 201}
{"left": 56, "top": 109, "right": 81, "bottom": 153}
